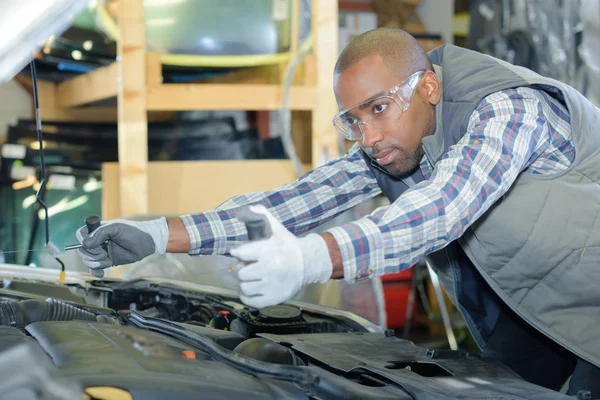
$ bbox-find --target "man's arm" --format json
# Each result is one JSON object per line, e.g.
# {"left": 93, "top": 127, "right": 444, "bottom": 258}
{"left": 166, "top": 218, "right": 190, "bottom": 252}
{"left": 228, "top": 87, "right": 572, "bottom": 309}
{"left": 175, "top": 144, "right": 381, "bottom": 256}
{"left": 322, "top": 232, "right": 344, "bottom": 278}
{"left": 325, "top": 88, "right": 570, "bottom": 281}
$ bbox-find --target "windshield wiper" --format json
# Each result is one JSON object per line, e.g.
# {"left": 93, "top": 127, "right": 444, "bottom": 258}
{"left": 127, "top": 311, "right": 416, "bottom": 400}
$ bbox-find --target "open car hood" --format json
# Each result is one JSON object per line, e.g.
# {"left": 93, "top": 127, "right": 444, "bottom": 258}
{"left": 0, "top": 263, "right": 572, "bottom": 399}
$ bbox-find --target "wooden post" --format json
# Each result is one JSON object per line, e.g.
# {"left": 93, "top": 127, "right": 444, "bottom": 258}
{"left": 308, "top": 0, "right": 341, "bottom": 307}
{"left": 116, "top": 0, "right": 148, "bottom": 216}
{"left": 311, "top": 0, "right": 339, "bottom": 166}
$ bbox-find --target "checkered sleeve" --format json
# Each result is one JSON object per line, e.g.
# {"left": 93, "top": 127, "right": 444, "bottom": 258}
{"left": 327, "top": 88, "right": 560, "bottom": 282}
{"left": 180, "top": 143, "right": 381, "bottom": 255}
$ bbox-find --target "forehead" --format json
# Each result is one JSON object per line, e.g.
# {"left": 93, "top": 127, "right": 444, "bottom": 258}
{"left": 334, "top": 54, "right": 400, "bottom": 110}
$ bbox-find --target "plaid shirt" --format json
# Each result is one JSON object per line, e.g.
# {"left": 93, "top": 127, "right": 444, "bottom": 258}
{"left": 181, "top": 87, "right": 573, "bottom": 282}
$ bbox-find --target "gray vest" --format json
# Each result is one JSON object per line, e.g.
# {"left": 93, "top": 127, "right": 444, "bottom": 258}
{"left": 364, "top": 44, "right": 600, "bottom": 367}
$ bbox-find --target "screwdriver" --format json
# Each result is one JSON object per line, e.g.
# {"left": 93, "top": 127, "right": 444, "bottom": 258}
{"left": 64, "top": 215, "right": 107, "bottom": 278}
{"left": 68, "top": 208, "right": 270, "bottom": 277}
{"left": 64, "top": 215, "right": 101, "bottom": 251}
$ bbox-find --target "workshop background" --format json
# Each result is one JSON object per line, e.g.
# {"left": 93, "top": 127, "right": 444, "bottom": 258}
{"left": 0, "top": 0, "right": 597, "bottom": 350}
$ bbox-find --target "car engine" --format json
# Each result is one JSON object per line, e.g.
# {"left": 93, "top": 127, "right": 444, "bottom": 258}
{"left": 0, "top": 276, "right": 576, "bottom": 400}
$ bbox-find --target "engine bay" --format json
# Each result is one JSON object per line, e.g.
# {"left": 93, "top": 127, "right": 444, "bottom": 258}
{"left": 109, "top": 279, "right": 369, "bottom": 338}
{"left": 0, "top": 275, "right": 574, "bottom": 400}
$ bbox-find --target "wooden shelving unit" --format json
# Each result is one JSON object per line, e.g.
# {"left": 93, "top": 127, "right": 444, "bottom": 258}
{"left": 38, "top": 0, "right": 339, "bottom": 218}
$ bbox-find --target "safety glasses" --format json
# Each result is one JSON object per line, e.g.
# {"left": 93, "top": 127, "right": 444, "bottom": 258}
{"left": 332, "top": 70, "right": 425, "bottom": 141}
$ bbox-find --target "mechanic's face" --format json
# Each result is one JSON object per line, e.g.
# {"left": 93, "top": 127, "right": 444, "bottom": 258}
{"left": 334, "top": 54, "right": 440, "bottom": 177}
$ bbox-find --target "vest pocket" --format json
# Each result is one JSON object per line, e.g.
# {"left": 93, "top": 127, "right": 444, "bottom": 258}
{"left": 534, "top": 247, "right": 600, "bottom": 292}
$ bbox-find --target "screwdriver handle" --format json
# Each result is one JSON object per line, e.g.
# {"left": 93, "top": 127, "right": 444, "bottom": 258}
{"left": 86, "top": 215, "right": 105, "bottom": 278}
{"left": 229, "top": 207, "right": 272, "bottom": 273}
{"left": 85, "top": 215, "right": 101, "bottom": 232}
{"left": 237, "top": 207, "right": 272, "bottom": 241}
{"left": 245, "top": 219, "right": 269, "bottom": 241}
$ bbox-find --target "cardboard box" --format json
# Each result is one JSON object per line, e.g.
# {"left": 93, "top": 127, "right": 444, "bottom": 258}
{"left": 374, "top": 0, "right": 427, "bottom": 33}
{"left": 338, "top": 10, "right": 378, "bottom": 54}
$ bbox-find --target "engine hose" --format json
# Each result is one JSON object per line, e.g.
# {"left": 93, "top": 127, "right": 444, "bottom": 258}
{"left": 0, "top": 298, "right": 119, "bottom": 328}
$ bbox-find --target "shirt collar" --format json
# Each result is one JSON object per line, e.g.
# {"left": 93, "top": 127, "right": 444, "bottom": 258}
{"left": 421, "top": 63, "right": 446, "bottom": 165}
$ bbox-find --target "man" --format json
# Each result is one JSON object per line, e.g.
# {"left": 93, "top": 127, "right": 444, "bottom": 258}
{"left": 77, "top": 28, "right": 600, "bottom": 395}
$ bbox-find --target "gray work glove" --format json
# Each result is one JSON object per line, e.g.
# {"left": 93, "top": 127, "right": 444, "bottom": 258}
{"left": 76, "top": 218, "right": 169, "bottom": 271}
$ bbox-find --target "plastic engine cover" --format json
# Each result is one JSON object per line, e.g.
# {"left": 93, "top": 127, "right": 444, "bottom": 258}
{"left": 24, "top": 321, "right": 306, "bottom": 400}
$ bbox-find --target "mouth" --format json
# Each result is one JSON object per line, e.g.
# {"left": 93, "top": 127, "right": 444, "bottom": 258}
{"left": 374, "top": 148, "right": 399, "bottom": 166}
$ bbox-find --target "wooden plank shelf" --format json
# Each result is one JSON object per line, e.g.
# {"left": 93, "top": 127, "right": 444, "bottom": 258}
{"left": 145, "top": 84, "right": 318, "bottom": 111}
{"left": 36, "top": 0, "right": 340, "bottom": 218}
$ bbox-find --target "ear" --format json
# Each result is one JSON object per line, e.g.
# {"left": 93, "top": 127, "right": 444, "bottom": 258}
{"left": 421, "top": 71, "right": 441, "bottom": 105}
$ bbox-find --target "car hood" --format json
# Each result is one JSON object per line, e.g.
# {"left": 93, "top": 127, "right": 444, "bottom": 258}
{"left": 0, "top": 263, "right": 572, "bottom": 399}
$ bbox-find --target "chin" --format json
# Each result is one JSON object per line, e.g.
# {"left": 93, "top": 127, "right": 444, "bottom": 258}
{"left": 382, "top": 146, "right": 425, "bottom": 178}
{"left": 383, "top": 161, "right": 420, "bottom": 178}
{"left": 364, "top": 145, "right": 424, "bottom": 178}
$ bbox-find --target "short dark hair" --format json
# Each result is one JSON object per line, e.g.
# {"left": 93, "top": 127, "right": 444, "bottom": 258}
{"left": 334, "top": 28, "right": 433, "bottom": 79}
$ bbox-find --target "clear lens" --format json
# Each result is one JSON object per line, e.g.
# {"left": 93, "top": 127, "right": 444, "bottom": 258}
{"left": 333, "top": 97, "right": 403, "bottom": 140}
{"left": 333, "top": 71, "right": 424, "bottom": 141}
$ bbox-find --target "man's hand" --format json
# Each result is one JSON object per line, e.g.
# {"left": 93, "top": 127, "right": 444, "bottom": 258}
{"left": 231, "top": 205, "right": 333, "bottom": 309}
{"left": 76, "top": 218, "right": 169, "bottom": 272}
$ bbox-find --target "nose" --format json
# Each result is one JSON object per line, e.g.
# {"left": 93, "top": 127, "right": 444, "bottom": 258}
{"left": 360, "top": 122, "right": 383, "bottom": 148}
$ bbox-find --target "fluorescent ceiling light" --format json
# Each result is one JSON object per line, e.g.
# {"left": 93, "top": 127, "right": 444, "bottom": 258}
{"left": 29, "top": 140, "right": 46, "bottom": 150}
{"left": 147, "top": 18, "right": 176, "bottom": 26}
{"left": 145, "top": 0, "right": 185, "bottom": 7}
{"left": 71, "top": 49, "right": 83, "bottom": 60}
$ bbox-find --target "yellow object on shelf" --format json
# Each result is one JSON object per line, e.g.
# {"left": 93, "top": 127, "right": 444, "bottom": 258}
{"left": 160, "top": 37, "right": 313, "bottom": 67}
{"left": 85, "top": 386, "right": 133, "bottom": 400}
{"left": 453, "top": 12, "right": 470, "bottom": 37}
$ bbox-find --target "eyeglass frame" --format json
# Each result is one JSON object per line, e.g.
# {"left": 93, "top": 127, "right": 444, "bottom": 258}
{"left": 332, "top": 70, "right": 426, "bottom": 141}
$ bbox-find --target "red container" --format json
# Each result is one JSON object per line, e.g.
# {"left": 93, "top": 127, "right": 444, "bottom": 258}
{"left": 382, "top": 268, "right": 416, "bottom": 328}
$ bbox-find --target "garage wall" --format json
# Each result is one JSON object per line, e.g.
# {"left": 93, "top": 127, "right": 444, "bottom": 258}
{"left": 418, "top": 0, "right": 455, "bottom": 44}
{"left": 0, "top": 80, "right": 32, "bottom": 143}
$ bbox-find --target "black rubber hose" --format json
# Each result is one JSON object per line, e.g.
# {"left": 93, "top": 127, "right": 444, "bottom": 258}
{"left": 0, "top": 298, "right": 118, "bottom": 328}
{"left": 128, "top": 311, "right": 416, "bottom": 400}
